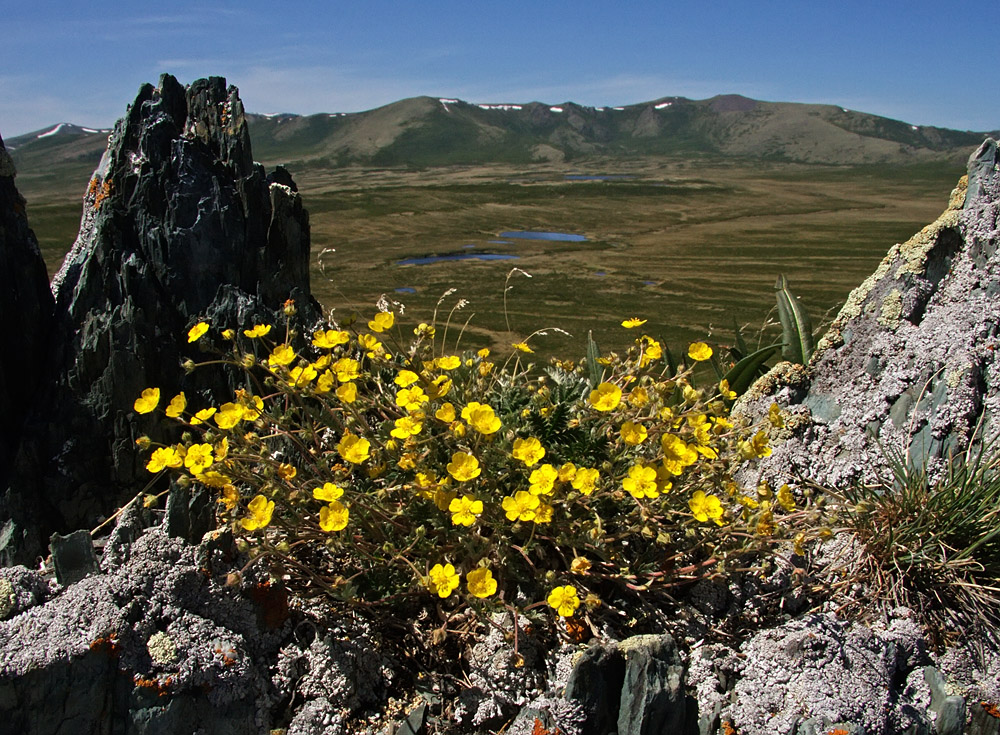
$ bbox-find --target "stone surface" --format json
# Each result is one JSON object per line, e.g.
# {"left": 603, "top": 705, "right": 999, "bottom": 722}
{"left": 736, "top": 138, "right": 1000, "bottom": 489}
{"left": 49, "top": 528, "right": 99, "bottom": 585}
{"left": 0, "top": 132, "right": 54, "bottom": 565}
{"left": 1, "top": 74, "right": 319, "bottom": 566}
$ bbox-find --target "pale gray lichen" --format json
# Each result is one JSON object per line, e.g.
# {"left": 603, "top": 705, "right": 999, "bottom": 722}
{"left": 147, "top": 630, "right": 178, "bottom": 664}
{"left": 0, "top": 578, "right": 14, "bottom": 620}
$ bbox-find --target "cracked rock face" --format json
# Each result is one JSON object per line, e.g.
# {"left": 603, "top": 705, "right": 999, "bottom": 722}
{"left": 737, "top": 137, "right": 1000, "bottom": 489}
{"left": 1, "top": 74, "right": 319, "bottom": 565}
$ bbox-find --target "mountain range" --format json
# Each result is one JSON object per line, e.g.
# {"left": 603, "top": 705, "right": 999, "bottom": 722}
{"left": 6, "top": 94, "right": 995, "bottom": 172}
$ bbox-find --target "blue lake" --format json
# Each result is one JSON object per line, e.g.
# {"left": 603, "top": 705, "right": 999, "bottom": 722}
{"left": 499, "top": 231, "right": 587, "bottom": 242}
{"left": 395, "top": 287, "right": 417, "bottom": 293}
{"left": 397, "top": 253, "right": 520, "bottom": 266}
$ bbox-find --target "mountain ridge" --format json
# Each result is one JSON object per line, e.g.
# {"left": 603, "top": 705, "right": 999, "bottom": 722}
{"left": 7, "top": 92, "right": 995, "bottom": 172}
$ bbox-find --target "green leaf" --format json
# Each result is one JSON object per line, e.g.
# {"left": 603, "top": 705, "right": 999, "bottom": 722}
{"left": 775, "top": 274, "right": 814, "bottom": 364}
{"left": 732, "top": 315, "right": 750, "bottom": 359}
{"left": 723, "top": 343, "right": 782, "bottom": 395}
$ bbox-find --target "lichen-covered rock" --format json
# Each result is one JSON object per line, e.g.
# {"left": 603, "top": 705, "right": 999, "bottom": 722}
{"left": 0, "top": 133, "right": 54, "bottom": 565}
{"left": 736, "top": 137, "right": 999, "bottom": 489}
{"left": 2, "top": 74, "right": 320, "bottom": 565}
{"left": 723, "top": 611, "right": 933, "bottom": 735}
{"left": 0, "top": 565, "right": 49, "bottom": 621}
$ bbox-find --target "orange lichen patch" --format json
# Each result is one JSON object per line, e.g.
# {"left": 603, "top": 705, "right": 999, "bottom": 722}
{"left": 87, "top": 177, "right": 113, "bottom": 210}
{"left": 564, "top": 618, "right": 591, "bottom": 643}
{"left": 721, "top": 722, "right": 737, "bottom": 735}
{"left": 983, "top": 702, "right": 1000, "bottom": 718}
{"left": 133, "top": 674, "right": 172, "bottom": 697}
{"left": 828, "top": 729, "right": 850, "bottom": 735}
{"left": 532, "top": 719, "right": 562, "bottom": 735}
{"left": 89, "top": 632, "right": 120, "bottom": 656}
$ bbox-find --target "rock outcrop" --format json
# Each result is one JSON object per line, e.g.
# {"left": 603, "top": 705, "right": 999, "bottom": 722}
{"left": 0, "top": 134, "right": 55, "bottom": 565}
{"left": 737, "top": 138, "right": 1000, "bottom": 489}
{"left": 1, "top": 75, "right": 318, "bottom": 566}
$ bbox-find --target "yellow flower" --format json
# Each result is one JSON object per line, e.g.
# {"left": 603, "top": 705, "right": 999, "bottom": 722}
{"left": 219, "top": 485, "right": 238, "bottom": 511}
{"left": 769, "top": 402, "right": 785, "bottom": 428}
{"left": 776, "top": 484, "right": 796, "bottom": 511}
{"left": 336, "top": 382, "right": 357, "bottom": 403}
{"left": 316, "top": 370, "right": 336, "bottom": 394}
{"left": 313, "top": 483, "right": 345, "bottom": 502}
{"left": 533, "top": 501, "right": 554, "bottom": 524}
{"left": 529, "top": 464, "right": 558, "bottom": 495}
{"left": 277, "top": 463, "right": 297, "bottom": 482}
{"left": 332, "top": 357, "right": 361, "bottom": 382}
{"left": 623, "top": 463, "right": 659, "bottom": 499}
{"left": 588, "top": 382, "right": 622, "bottom": 412}
{"left": 689, "top": 490, "right": 724, "bottom": 525}
{"left": 462, "top": 402, "right": 501, "bottom": 435}
{"left": 447, "top": 452, "right": 481, "bottom": 482}
{"left": 661, "top": 434, "right": 699, "bottom": 475}
{"left": 477, "top": 347, "right": 490, "bottom": 358}
{"left": 184, "top": 443, "right": 214, "bottom": 475}
{"left": 571, "top": 556, "right": 592, "bottom": 574}
{"left": 221, "top": 329, "right": 235, "bottom": 341}
{"left": 414, "top": 322, "right": 436, "bottom": 338}
{"left": 436, "top": 355, "right": 461, "bottom": 370}
{"left": 396, "top": 386, "right": 429, "bottom": 412}
{"left": 739, "top": 430, "right": 772, "bottom": 459}
{"left": 241, "top": 494, "right": 274, "bottom": 531}
{"left": 187, "top": 321, "right": 209, "bottom": 343}
{"left": 719, "top": 379, "right": 737, "bottom": 401}
{"left": 357, "top": 333, "right": 385, "bottom": 357}
{"left": 165, "top": 392, "right": 187, "bottom": 418}
{"left": 547, "top": 585, "right": 581, "bottom": 617}
{"left": 449, "top": 495, "right": 484, "bottom": 526}
{"left": 435, "top": 402, "right": 457, "bottom": 422}
{"left": 368, "top": 311, "right": 394, "bottom": 333}
{"left": 688, "top": 342, "right": 713, "bottom": 361}
{"left": 427, "top": 375, "right": 452, "bottom": 399}
{"left": 682, "top": 385, "right": 702, "bottom": 403}
{"left": 146, "top": 446, "right": 183, "bottom": 473}
{"left": 243, "top": 324, "right": 272, "bottom": 338}
{"left": 197, "top": 470, "right": 231, "bottom": 488}
{"left": 391, "top": 415, "right": 423, "bottom": 439}
{"left": 190, "top": 407, "right": 217, "bottom": 425}
{"left": 621, "top": 318, "right": 647, "bottom": 328}
{"left": 571, "top": 467, "right": 599, "bottom": 495}
{"left": 268, "top": 344, "right": 297, "bottom": 368}
{"left": 619, "top": 421, "right": 648, "bottom": 445}
{"left": 134, "top": 388, "right": 160, "bottom": 414}
{"left": 628, "top": 387, "right": 650, "bottom": 407}
{"left": 502, "top": 490, "right": 540, "bottom": 521}
{"left": 558, "top": 463, "right": 577, "bottom": 482}
{"left": 467, "top": 567, "right": 497, "bottom": 598}
{"left": 512, "top": 342, "right": 534, "bottom": 353}
{"left": 312, "top": 329, "right": 350, "bottom": 349}
{"left": 426, "top": 563, "right": 460, "bottom": 598}
{"left": 638, "top": 335, "right": 662, "bottom": 367}
{"left": 512, "top": 437, "right": 546, "bottom": 467}
{"left": 319, "top": 500, "right": 349, "bottom": 531}
{"left": 394, "top": 369, "right": 420, "bottom": 387}
{"left": 214, "top": 437, "right": 229, "bottom": 461}
{"left": 655, "top": 464, "right": 673, "bottom": 495}
{"left": 214, "top": 402, "right": 245, "bottom": 430}
{"left": 289, "top": 364, "right": 317, "bottom": 387}
{"left": 338, "top": 433, "right": 371, "bottom": 464}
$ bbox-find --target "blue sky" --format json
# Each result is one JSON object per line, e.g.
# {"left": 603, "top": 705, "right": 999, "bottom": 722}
{"left": 3, "top": 0, "right": 997, "bottom": 137}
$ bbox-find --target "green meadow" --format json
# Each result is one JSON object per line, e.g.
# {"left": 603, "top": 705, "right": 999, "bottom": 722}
{"left": 16, "top": 155, "right": 965, "bottom": 359}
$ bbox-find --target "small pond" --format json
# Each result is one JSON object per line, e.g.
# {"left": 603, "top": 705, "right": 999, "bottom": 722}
{"left": 499, "top": 231, "right": 587, "bottom": 242}
{"left": 397, "top": 253, "right": 520, "bottom": 266}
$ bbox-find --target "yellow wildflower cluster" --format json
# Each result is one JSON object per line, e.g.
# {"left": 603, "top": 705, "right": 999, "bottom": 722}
{"left": 134, "top": 308, "right": 812, "bottom": 621}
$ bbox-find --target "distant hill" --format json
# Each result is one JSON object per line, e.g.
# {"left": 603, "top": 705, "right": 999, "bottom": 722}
{"left": 6, "top": 94, "right": 994, "bottom": 174}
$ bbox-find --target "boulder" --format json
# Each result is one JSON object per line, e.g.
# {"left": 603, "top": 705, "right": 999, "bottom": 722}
{"left": 737, "top": 137, "right": 1000, "bottom": 489}
{"left": 1, "top": 74, "right": 320, "bottom": 566}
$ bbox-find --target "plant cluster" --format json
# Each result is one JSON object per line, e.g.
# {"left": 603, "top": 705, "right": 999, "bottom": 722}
{"left": 133, "top": 300, "right": 815, "bottom": 625}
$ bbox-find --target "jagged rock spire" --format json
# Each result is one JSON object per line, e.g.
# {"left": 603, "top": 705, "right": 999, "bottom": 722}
{"left": 1, "top": 75, "right": 318, "bottom": 565}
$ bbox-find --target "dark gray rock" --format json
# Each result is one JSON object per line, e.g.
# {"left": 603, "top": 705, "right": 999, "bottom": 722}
{"left": 924, "top": 667, "right": 965, "bottom": 735}
{"left": 736, "top": 138, "right": 1000, "bottom": 489}
{"left": 2, "top": 74, "right": 320, "bottom": 566}
{"left": 0, "top": 133, "right": 54, "bottom": 567}
{"left": 49, "top": 528, "right": 99, "bottom": 585}
{"left": 564, "top": 640, "right": 626, "bottom": 733}
{"left": 0, "top": 565, "right": 49, "bottom": 621}
{"left": 616, "top": 634, "right": 696, "bottom": 735}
